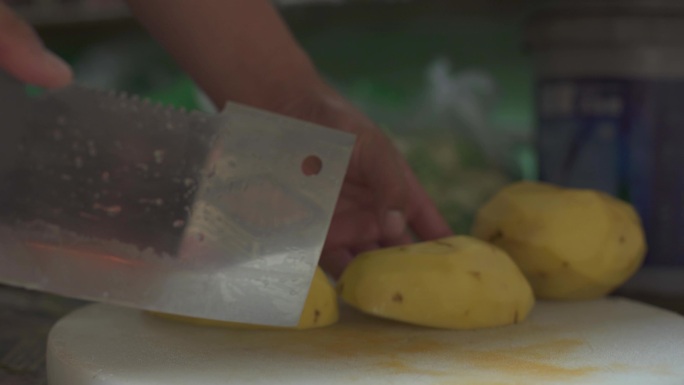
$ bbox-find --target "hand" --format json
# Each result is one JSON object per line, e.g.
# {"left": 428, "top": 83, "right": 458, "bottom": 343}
{"left": 119, "top": 0, "right": 453, "bottom": 276}
{"left": 0, "top": 0, "right": 453, "bottom": 279}
{"left": 266, "top": 81, "right": 453, "bottom": 278}
{"left": 0, "top": 2, "right": 72, "bottom": 88}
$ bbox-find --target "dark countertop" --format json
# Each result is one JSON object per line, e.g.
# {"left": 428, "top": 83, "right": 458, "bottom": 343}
{"left": 0, "top": 285, "right": 85, "bottom": 385}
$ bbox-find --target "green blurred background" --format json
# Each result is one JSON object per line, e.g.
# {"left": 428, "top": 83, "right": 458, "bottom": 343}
{"left": 28, "top": 0, "right": 549, "bottom": 233}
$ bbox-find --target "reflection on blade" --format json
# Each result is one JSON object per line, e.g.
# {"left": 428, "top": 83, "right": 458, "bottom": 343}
{"left": 0, "top": 72, "right": 355, "bottom": 326}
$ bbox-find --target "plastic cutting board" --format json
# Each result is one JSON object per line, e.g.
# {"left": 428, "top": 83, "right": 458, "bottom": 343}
{"left": 47, "top": 297, "right": 684, "bottom": 385}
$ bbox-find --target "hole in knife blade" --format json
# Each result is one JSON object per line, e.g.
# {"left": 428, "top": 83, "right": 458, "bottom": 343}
{"left": 301, "top": 155, "right": 322, "bottom": 176}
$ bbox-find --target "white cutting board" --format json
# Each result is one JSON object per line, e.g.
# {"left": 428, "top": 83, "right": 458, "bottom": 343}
{"left": 47, "top": 298, "right": 684, "bottom": 385}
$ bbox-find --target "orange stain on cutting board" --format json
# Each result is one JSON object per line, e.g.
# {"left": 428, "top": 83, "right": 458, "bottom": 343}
{"left": 374, "top": 358, "right": 447, "bottom": 376}
{"left": 460, "top": 339, "right": 598, "bottom": 379}
{"left": 161, "top": 309, "right": 600, "bottom": 383}
{"left": 272, "top": 318, "right": 598, "bottom": 382}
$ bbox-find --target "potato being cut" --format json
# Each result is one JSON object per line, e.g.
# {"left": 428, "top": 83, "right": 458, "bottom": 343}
{"left": 153, "top": 267, "right": 339, "bottom": 330}
{"left": 337, "top": 235, "right": 534, "bottom": 329}
{"left": 471, "top": 181, "right": 646, "bottom": 300}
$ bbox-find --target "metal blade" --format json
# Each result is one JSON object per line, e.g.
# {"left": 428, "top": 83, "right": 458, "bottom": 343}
{"left": 0, "top": 73, "right": 355, "bottom": 326}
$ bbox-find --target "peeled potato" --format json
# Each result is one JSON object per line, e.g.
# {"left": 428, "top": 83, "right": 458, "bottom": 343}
{"left": 471, "top": 181, "right": 646, "bottom": 300}
{"left": 153, "top": 267, "right": 339, "bottom": 330}
{"left": 337, "top": 235, "right": 534, "bottom": 329}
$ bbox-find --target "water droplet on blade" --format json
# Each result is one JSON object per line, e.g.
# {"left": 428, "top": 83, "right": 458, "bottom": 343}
{"left": 87, "top": 141, "right": 97, "bottom": 156}
{"left": 93, "top": 203, "right": 122, "bottom": 217}
{"left": 153, "top": 150, "right": 165, "bottom": 164}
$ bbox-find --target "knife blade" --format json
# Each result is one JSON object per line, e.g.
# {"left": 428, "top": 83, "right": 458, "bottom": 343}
{"left": 0, "top": 72, "right": 355, "bottom": 327}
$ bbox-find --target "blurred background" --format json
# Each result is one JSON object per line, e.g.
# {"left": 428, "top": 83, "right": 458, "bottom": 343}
{"left": 11, "top": 0, "right": 547, "bottom": 235}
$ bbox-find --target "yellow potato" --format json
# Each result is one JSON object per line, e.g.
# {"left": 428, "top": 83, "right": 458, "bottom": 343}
{"left": 337, "top": 235, "right": 534, "bottom": 329}
{"left": 472, "top": 181, "right": 646, "bottom": 300}
{"left": 153, "top": 267, "right": 339, "bottom": 330}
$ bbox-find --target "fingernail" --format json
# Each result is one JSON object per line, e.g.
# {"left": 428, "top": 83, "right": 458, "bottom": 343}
{"left": 383, "top": 210, "right": 406, "bottom": 239}
{"left": 39, "top": 50, "right": 73, "bottom": 85}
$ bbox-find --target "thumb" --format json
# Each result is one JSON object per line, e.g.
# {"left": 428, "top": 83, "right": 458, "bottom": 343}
{"left": 0, "top": 2, "right": 72, "bottom": 88}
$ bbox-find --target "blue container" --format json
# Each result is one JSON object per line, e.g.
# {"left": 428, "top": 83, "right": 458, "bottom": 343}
{"left": 526, "top": 0, "right": 684, "bottom": 296}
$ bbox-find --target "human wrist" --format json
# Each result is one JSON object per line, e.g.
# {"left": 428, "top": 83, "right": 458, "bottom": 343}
{"left": 208, "top": 48, "right": 326, "bottom": 114}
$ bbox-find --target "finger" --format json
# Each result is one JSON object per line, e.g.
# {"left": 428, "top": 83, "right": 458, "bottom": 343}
{"left": 319, "top": 248, "right": 353, "bottom": 279}
{"left": 335, "top": 181, "right": 374, "bottom": 212}
{"left": 346, "top": 129, "right": 409, "bottom": 225}
{"left": 351, "top": 242, "right": 379, "bottom": 256}
{"left": 0, "top": 2, "right": 72, "bottom": 87}
{"left": 295, "top": 92, "right": 411, "bottom": 240}
{"left": 323, "top": 208, "right": 381, "bottom": 252}
{"left": 335, "top": 183, "right": 398, "bottom": 245}
{"left": 402, "top": 161, "right": 453, "bottom": 240}
{"left": 380, "top": 231, "right": 414, "bottom": 248}
{"left": 365, "top": 135, "right": 409, "bottom": 216}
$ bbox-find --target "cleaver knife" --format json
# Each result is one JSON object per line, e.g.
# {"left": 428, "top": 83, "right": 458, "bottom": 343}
{"left": 0, "top": 72, "right": 355, "bottom": 327}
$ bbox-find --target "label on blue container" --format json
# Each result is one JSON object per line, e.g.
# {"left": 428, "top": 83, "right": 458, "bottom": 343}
{"left": 536, "top": 78, "right": 684, "bottom": 266}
